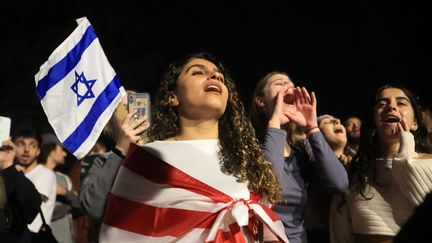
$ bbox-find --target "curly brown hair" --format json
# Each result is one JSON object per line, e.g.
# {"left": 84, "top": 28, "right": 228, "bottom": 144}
{"left": 147, "top": 53, "right": 281, "bottom": 203}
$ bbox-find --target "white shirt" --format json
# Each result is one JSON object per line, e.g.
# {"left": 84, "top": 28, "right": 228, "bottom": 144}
{"left": 25, "top": 164, "right": 57, "bottom": 232}
{"left": 330, "top": 132, "right": 432, "bottom": 243}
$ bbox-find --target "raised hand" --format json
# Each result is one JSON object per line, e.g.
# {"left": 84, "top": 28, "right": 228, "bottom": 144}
{"left": 397, "top": 111, "right": 409, "bottom": 133}
{"left": 268, "top": 85, "right": 294, "bottom": 128}
{"left": 285, "top": 87, "right": 318, "bottom": 131}
{"left": 115, "top": 110, "right": 150, "bottom": 155}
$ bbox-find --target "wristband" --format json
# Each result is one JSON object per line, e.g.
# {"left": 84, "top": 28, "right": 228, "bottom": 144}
{"left": 305, "top": 126, "right": 319, "bottom": 134}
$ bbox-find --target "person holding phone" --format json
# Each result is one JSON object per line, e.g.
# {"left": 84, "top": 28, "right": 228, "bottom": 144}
{"left": 127, "top": 92, "right": 151, "bottom": 145}
{"left": 99, "top": 53, "right": 288, "bottom": 242}
{"left": 79, "top": 92, "right": 149, "bottom": 240}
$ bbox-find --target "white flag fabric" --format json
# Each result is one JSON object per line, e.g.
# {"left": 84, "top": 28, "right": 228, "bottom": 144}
{"left": 35, "top": 17, "right": 125, "bottom": 159}
{"left": 100, "top": 141, "right": 289, "bottom": 243}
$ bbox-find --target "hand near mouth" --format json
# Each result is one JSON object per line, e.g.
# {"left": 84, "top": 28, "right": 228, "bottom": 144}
{"left": 285, "top": 87, "right": 318, "bottom": 130}
{"left": 397, "top": 111, "right": 409, "bottom": 133}
{"left": 268, "top": 85, "right": 293, "bottom": 128}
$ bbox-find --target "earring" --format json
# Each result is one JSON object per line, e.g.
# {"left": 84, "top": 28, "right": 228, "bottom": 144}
{"left": 168, "top": 97, "right": 175, "bottom": 105}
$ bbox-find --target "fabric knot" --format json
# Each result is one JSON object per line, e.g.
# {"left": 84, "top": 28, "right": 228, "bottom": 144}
{"left": 228, "top": 198, "right": 251, "bottom": 227}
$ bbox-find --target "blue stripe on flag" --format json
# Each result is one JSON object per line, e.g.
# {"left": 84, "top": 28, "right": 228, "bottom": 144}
{"left": 36, "top": 25, "right": 97, "bottom": 100}
{"left": 63, "top": 75, "right": 122, "bottom": 153}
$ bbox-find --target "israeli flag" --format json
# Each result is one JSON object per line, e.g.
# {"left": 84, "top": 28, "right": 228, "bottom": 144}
{"left": 35, "top": 17, "right": 126, "bottom": 159}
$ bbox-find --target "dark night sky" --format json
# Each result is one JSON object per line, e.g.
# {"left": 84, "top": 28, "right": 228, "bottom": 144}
{"left": 1, "top": 1, "right": 432, "bottom": 132}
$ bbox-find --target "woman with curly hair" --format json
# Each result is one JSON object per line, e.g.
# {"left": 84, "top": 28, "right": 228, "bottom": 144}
{"left": 249, "top": 71, "right": 348, "bottom": 243}
{"left": 330, "top": 85, "right": 432, "bottom": 243}
{"left": 100, "top": 53, "right": 288, "bottom": 242}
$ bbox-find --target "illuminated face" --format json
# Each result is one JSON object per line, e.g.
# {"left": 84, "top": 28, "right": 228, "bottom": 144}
{"left": 255, "top": 73, "right": 295, "bottom": 117}
{"left": 262, "top": 74, "right": 294, "bottom": 100}
{"left": 171, "top": 58, "right": 229, "bottom": 120}
{"left": 319, "top": 115, "right": 347, "bottom": 147}
{"left": 374, "top": 87, "right": 418, "bottom": 140}
{"left": 14, "top": 137, "right": 40, "bottom": 166}
{"left": 344, "top": 117, "right": 361, "bottom": 139}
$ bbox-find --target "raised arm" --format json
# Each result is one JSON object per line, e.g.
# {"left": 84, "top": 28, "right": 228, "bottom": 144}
{"left": 290, "top": 87, "right": 348, "bottom": 193}
{"left": 307, "top": 132, "right": 349, "bottom": 193}
{"left": 79, "top": 111, "right": 149, "bottom": 219}
{"left": 262, "top": 128, "right": 288, "bottom": 173}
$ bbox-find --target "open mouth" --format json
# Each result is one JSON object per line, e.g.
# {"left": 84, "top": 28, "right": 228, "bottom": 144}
{"left": 205, "top": 85, "right": 221, "bottom": 93}
{"left": 204, "top": 81, "right": 222, "bottom": 94}
{"left": 283, "top": 93, "right": 295, "bottom": 105}
{"left": 384, "top": 116, "right": 400, "bottom": 123}
{"left": 334, "top": 128, "right": 344, "bottom": 133}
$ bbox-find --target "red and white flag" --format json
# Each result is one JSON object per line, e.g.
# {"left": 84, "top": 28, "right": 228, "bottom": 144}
{"left": 100, "top": 140, "right": 288, "bottom": 242}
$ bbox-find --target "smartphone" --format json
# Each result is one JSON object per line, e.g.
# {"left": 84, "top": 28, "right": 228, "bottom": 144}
{"left": 0, "top": 116, "right": 11, "bottom": 143}
{"left": 127, "top": 93, "right": 151, "bottom": 144}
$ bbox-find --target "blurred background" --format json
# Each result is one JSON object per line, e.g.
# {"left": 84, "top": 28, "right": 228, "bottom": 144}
{"left": 1, "top": 0, "right": 431, "bottom": 132}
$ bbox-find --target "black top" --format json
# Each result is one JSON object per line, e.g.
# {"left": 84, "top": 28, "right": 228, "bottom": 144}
{"left": 0, "top": 165, "right": 41, "bottom": 242}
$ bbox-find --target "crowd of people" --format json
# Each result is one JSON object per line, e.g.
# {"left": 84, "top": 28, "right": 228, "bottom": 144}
{"left": 1, "top": 52, "right": 432, "bottom": 243}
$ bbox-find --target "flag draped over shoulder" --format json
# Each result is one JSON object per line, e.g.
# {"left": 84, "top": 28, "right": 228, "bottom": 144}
{"left": 100, "top": 140, "right": 289, "bottom": 243}
{"left": 35, "top": 17, "right": 125, "bottom": 159}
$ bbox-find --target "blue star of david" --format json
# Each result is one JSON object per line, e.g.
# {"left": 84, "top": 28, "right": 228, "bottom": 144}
{"left": 71, "top": 71, "right": 96, "bottom": 106}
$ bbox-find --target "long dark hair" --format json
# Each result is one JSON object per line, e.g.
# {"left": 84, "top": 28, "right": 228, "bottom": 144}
{"left": 147, "top": 53, "right": 281, "bottom": 203}
{"left": 348, "top": 84, "right": 430, "bottom": 199}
